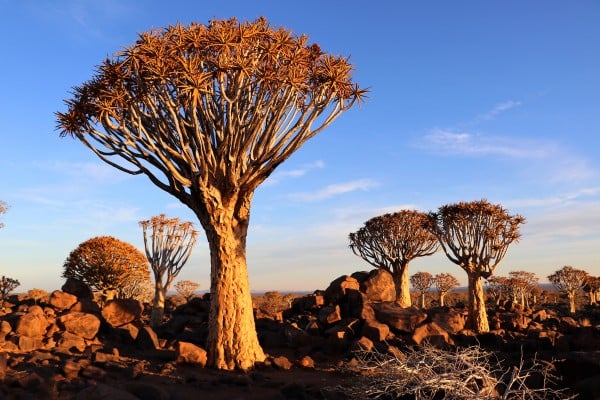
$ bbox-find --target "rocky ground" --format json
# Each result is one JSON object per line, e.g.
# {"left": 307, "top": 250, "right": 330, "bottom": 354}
{"left": 0, "top": 271, "right": 599, "bottom": 399}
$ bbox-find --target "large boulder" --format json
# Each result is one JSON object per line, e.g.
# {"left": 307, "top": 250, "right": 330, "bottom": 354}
{"left": 15, "top": 312, "right": 49, "bottom": 337}
{"left": 353, "top": 269, "right": 396, "bottom": 302}
{"left": 324, "top": 275, "right": 360, "bottom": 305}
{"left": 430, "top": 308, "right": 467, "bottom": 334}
{"left": 101, "top": 299, "right": 143, "bottom": 327}
{"left": 371, "top": 303, "right": 427, "bottom": 333}
{"left": 176, "top": 341, "right": 207, "bottom": 367}
{"left": 61, "top": 278, "right": 93, "bottom": 300}
{"left": 49, "top": 290, "right": 78, "bottom": 311}
{"left": 412, "top": 321, "right": 454, "bottom": 347}
{"left": 59, "top": 312, "right": 101, "bottom": 339}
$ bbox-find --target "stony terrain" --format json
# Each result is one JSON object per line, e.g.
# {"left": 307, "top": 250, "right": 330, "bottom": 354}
{"left": 0, "top": 271, "right": 599, "bottom": 399}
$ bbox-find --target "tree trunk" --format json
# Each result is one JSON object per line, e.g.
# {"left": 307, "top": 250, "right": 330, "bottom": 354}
{"left": 439, "top": 292, "right": 446, "bottom": 307}
{"left": 150, "top": 282, "right": 165, "bottom": 328}
{"left": 568, "top": 291, "right": 576, "bottom": 314}
{"left": 467, "top": 273, "right": 489, "bottom": 333}
{"left": 194, "top": 192, "right": 265, "bottom": 370}
{"left": 420, "top": 292, "right": 426, "bottom": 309}
{"left": 392, "top": 263, "right": 411, "bottom": 307}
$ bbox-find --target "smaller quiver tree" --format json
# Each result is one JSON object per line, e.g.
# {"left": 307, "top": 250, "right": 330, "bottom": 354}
{"left": 140, "top": 214, "right": 198, "bottom": 328}
{"left": 62, "top": 236, "right": 151, "bottom": 298}
{"left": 410, "top": 271, "right": 434, "bottom": 308}
{"left": 175, "top": 279, "right": 201, "bottom": 302}
{"left": 0, "top": 276, "right": 20, "bottom": 308}
{"left": 427, "top": 199, "right": 525, "bottom": 333}
{"left": 507, "top": 270, "right": 538, "bottom": 309}
{"left": 485, "top": 276, "right": 509, "bottom": 306}
{"left": 548, "top": 266, "right": 588, "bottom": 314}
{"left": 434, "top": 273, "right": 460, "bottom": 307}
{"left": 349, "top": 210, "right": 439, "bottom": 307}
{"left": 582, "top": 276, "right": 600, "bottom": 306}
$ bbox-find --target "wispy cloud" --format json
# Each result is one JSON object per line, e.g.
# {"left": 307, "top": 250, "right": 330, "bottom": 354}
{"left": 34, "top": 160, "right": 130, "bottom": 183}
{"left": 287, "top": 179, "right": 378, "bottom": 201}
{"left": 469, "top": 100, "right": 521, "bottom": 124}
{"left": 505, "top": 187, "right": 600, "bottom": 209}
{"left": 265, "top": 160, "right": 325, "bottom": 186}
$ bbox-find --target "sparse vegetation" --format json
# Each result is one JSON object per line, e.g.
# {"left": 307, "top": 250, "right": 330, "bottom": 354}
{"left": 548, "top": 266, "right": 588, "bottom": 314}
{"left": 0, "top": 275, "right": 20, "bottom": 307}
{"left": 410, "top": 271, "right": 434, "bottom": 308}
{"left": 434, "top": 272, "right": 460, "bottom": 307}
{"left": 62, "top": 236, "right": 151, "bottom": 299}
{"left": 175, "top": 280, "right": 201, "bottom": 302}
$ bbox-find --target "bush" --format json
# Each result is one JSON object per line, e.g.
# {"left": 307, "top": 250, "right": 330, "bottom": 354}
{"left": 62, "top": 236, "right": 151, "bottom": 299}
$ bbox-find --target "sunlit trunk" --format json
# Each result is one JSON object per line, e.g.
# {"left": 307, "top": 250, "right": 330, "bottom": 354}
{"left": 568, "top": 291, "right": 576, "bottom": 314}
{"left": 194, "top": 192, "right": 265, "bottom": 370}
{"left": 467, "top": 274, "right": 489, "bottom": 333}
{"left": 420, "top": 292, "right": 426, "bottom": 308}
{"left": 150, "top": 282, "right": 165, "bottom": 328}
{"left": 439, "top": 292, "right": 446, "bottom": 307}
{"left": 393, "top": 263, "right": 411, "bottom": 307}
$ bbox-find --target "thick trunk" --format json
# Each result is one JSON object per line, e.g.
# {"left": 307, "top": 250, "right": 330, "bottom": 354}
{"left": 467, "top": 274, "right": 489, "bottom": 333}
{"left": 420, "top": 292, "right": 426, "bottom": 309}
{"left": 194, "top": 192, "right": 265, "bottom": 370}
{"left": 568, "top": 292, "right": 576, "bottom": 314}
{"left": 439, "top": 292, "right": 446, "bottom": 307}
{"left": 150, "top": 282, "right": 166, "bottom": 328}
{"left": 392, "top": 263, "right": 411, "bottom": 307}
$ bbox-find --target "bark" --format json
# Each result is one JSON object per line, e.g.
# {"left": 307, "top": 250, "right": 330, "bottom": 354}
{"left": 194, "top": 192, "right": 265, "bottom": 370}
{"left": 568, "top": 292, "right": 576, "bottom": 314}
{"left": 467, "top": 274, "right": 489, "bottom": 332}
{"left": 150, "top": 282, "right": 166, "bottom": 328}
{"left": 393, "top": 263, "right": 411, "bottom": 307}
{"left": 420, "top": 293, "right": 426, "bottom": 309}
{"left": 439, "top": 292, "right": 446, "bottom": 307}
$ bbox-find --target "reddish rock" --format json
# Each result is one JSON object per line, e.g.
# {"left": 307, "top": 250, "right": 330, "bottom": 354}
{"left": 62, "top": 278, "right": 93, "bottom": 300}
{"left": 318, "top": 305, "right": 342, "bottom": 325}
{"left": 292, "top": 294, "right": 324, "bottom": 312}
{"left": 371, "top": 303, "right": 427, "bottom": 333}
{"left": 324, "top": 275, "right": 360, "bottom": 305}
{"left": 17, "top": 335, "right": 44, "bottom": 352}
{"left": 297, "top": 355, "right": 315, "bottom": 369}
{"left": 176, "top": 341, "right": 207, "bottom": 367}
{"left": 361, "top": 317, "right": 390, "bottom": 342}
{"left": 272, "top": 355, "right": 293, "bottom": 370}
{"left": 431, "top": 308, "right": 466, "bottom": 334}
{"left": 27, "top": 305, "right": 45, "bottom": 316}
{"left": 56, "top": 331, "right": 87, "bottom": 352}
{"left": 532, "top": 309, "right": 547, "bottom": 322}
{"left": 412, "top": 321, "right": 454, "bottom": 346}
{"left": 0, "top": 320, "right": 12, "bottom": 340}
{"left": 350, "top": 336, "right": 374, "bottom": 352}
{"left": 101, "top": 299, "right": 143, "bottom": 327}
{"left": 16, "top": 312, "right": 48, "bottom": 337}
{"left": 135, "top": 326, "right": 160, "bottom": 350}
{"left": 49, "top": 290, "right": 78, "bottom": 311}
{"left": 354, "top": 269, "right": 396, "bottom": 302}
{"left": 59, "top": 312, "right": 100, "bottom": 339}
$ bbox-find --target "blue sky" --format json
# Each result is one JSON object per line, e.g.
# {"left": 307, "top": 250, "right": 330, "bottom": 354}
{"left": 0, "top": 1, "right": 598, "bottom": 292}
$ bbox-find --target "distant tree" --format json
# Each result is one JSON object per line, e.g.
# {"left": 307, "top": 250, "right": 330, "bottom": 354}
{"left": 140, "top": 214, "right": 198, "bottom": 328}
{"left": 175, "top": 280, "right": 201, "bottom": 302}
{"left": 434, "top": 273, "right": 460, "bottom": 307}
{"left": 410, "top": 271, "right": 434, "bottom": 308}
{"left": 548, "top": 266, "right": 588, "bottom": 314}
{"left": 485, "top": 276, "right": 509, "bottom": 306}
{"left": 583, "top": 276, "right": 600, "bottom": 305}
{"left": 27, "top": 288, "right": 49, "bottom": 304}
{"left": 427, "top": 199, "right": 525, "bottom": 333}
{"left": 62, "top": 236, "right": 151, "bottom": 298}
{"left": 57, "top": 17, "right": 365, "bottom": 370}
{"left": 506, "top": 271, "right": 538, "bottom": 309}
{"left": 0, "top": 276, "right": 20, "bottom": 307}
{"left": 349, "top": 211, "right": 439, "bottom": 307}
{"left": 0, "top": 200, "right": 8, "bottom": 230}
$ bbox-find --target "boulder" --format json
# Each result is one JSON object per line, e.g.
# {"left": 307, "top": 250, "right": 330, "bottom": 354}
{"left": 272, "top": 355, "right": 293, "bottom": 370}
{"left": 135, "top": 326, "right": 161, "bottom": 350}
{"left": 49, "top": 290, "right": 78, "bottom": 311}
{"left": 101, "top": 299, "right": 143, "bottom": 327}
{"left": 59, "top": 312, "right": 101, "bottom": 339}
{"left": 291, "top": 294, "right": 324, "bottom": 313}
{"left": 318, "top": 305, "right": 342, "bottom": 325}
{"left": 56, "top": 331, "right": 87, "bottom": 352}
{"left": 324, "top": 275, "right": 360, "bottom": 305}
{"left": 431, "top": 308, "right": 466, "bottom": 334}
{"left": 16, "top": 312, "right": 49, "bottom": 337}
{"left": 353, "top": 269, "right": 396, "bottom": 302}
{"left": 412, "top": 321, "right": 454, "bottom": 346}
{"left": 61, "top": 278, "right": 93, "bottom": 300}
{"left": 176, "top": 341, "right": 207, "bottom": 367}
{"left": 371, "top": 303, "right": 427, "bottom": 333}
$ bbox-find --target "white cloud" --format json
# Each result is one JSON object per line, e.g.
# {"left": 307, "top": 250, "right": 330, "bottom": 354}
{"left": 505, "top": 187, "right": 600, "bottom": 209}
{"left": 471, "top": 100, "right": 521, "bottom": 123}
{"left": 287, "top": 179, "right": 378, "bottom": 201}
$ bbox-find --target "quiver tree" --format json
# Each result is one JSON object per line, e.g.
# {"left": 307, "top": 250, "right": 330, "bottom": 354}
{"left": 57, "top": 17, "right": 365, "bottom": 370}
{"left": 410, "top": 271, "right": 434, "bottom": 308}
{"left": 434, "top": 273, "right": 460, "bottom": 307}
{"left": 349, "top": 211, "right": 439, "bottom": 307}
{"left": 175, "top": 279, "right": 201, "bottom": 302}
{"left": 548, "top": 266, "right": 588, "bottom": 314}
{"left": 583, "top": 276, "right": 600, "bottom": 305}
{"left": 485, "top": 276, "right": 509, "bottom": 306}
{"left": 140, "top": 214, "right": 198, "bottom": 328}
{"left": 507, "top": 270, "right": 538, "bottom": 309}
{"left": 62, "top": 236, "right": 151, "bottom": 298}
{"left": 427, "top": 199, "right": 525, "bottom": 332}
{"left": 0, "top": 276, "right": 20, "bottom": 308}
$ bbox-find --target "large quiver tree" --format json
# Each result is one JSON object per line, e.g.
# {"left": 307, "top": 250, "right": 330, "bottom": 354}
{"left": 548, "top": 266, "right": 588, "bottom": 314}
{"left": 427, "top": 199, "right": 524, "bottom": 332}
{"left": 349, "top": 210, "right": 439, "bottom": 307}
{"left": 57, "top": 17, "right": 365, "bottom": 370}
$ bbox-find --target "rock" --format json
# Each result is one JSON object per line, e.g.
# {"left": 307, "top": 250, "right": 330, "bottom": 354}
{"left": 412, "top": 321, "right": 454, "bottom": 346}
{"left": 532, "top": 309, "right": 547, "bottom": 322}
{"left": 353, "top": 269, "right": 396, "bottom": 302}
{"left": 49, "top": 290, "right": 78, "bottom": 311}
{"left": 55, "top": 331, "right": 87, "bottom": 352}
{"left": 297, "top": 355, "right": 315, "bottom": 369}
{"left": 324, "top": 275, "right": 360, "bottom": 305}
{"left": 318, "top": 305, "right": 342, "bottom": 325}
{"left": 16, "top": 312, "right": 48, "bottom": 337}
{"left": 350, "top": 336, "right": 374, "bottom": 352}
{"left": 62, "top": 278, "right": 93, "bottom": 300}
{"left": 81, "top": 364, "right": 107, "bottom": 380}
{"left": 0, "top": 320, "right": 12, "bottom": 340}
{"left": 75, "top": 383, "right": 139, "bottom": 400}
{"left": 361, "top": 318, "right": 390, "bottom": 342}
{"left": 292, "top": 294, "right": 324, "bottom": 312}
{"left": 27, "top": 305, "right": 45, "bottom": 316}
{"left": 135, "top": 326, "right": 160, "bottom": 350}
{"left": 176, "top": 341, "right": 207, "bottom": 367}
{"left": 371, "top": 303, "right": 427, "bottom": 333}
{"left": 0, "top": 351, "right": 7, "bottom": 381}
{"left": 62, "top": 359, "right": 81, "bottom": 379}
{"left": 431, "top": 308, "right": 466, "bottom": 334}
{"left": 59, "top": 312, "right": 101, "bottom": 339}
{"left": 272, "top": 355, "right": 293, "bottom": 370}
{"left": 101, "top": 299, "right": 143, "bottom": 327}
{"left": 17, "top": 335, "right": 44, "bottom": 352}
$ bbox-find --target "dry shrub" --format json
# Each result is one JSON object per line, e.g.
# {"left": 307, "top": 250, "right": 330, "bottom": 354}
{"left": 341, "top": 344, "right": 575, "bottom": 399}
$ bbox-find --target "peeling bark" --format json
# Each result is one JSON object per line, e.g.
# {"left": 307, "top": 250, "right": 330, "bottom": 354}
{"left": 393, "top": 264, "right": 411, "bottom": 307}
{"left": 467, "top": 274, "right": 489, "bottom": 333}
{"left": 150, "top": 282, "right": 165, "bottom": 328}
